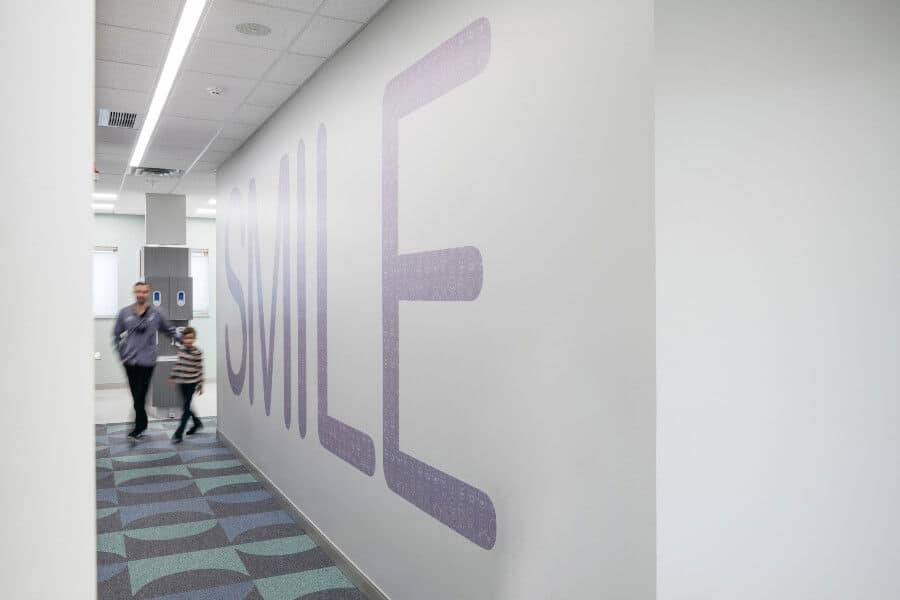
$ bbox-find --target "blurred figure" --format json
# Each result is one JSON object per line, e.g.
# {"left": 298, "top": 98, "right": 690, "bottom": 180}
{"left": 113, "top": 281, "right": 179, "bottom": 440}
{"left": 169, "top": 326, "right": 204, "bottom": 444}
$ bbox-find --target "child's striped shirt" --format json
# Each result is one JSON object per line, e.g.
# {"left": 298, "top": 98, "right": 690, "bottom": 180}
{"left": 170, "top": 345, "right": 203, "bottom": 392}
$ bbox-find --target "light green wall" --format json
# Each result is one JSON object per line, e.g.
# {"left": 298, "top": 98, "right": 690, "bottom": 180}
{"left": 93, "top": 214, "right": 217, "bottom": 386}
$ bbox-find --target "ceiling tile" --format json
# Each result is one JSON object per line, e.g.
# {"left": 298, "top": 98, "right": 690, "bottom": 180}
{"left": 184, "top": 39, "right": 280, "bottom": 79}
{"left": 244, "top": 81, "right": 297, "bottom": 107}
{"left": 96, "top": 60, "right": 159, "bottom": 93}
{"left": 209, "top": 136, "right": 244, "bottom": 153}
{"left": 200, "top": 150, "right": 232, "bottom": 165}
{"left": 255, "top": 0, "right": 323, "bottom": 12}
{"left": 318, "top": 0, "right": 388, "bottom": 23}
{"left": 94, "top": 157, "right": 128, "bottom": 176}
{"left": 199, "top": 0, "right": 312, "bottom": 51}
{"left": 220, "top": 121, "right": 258, "bottom": 139}
{"left": 164, "top": 95, "right": 236, "bottom": 122}
{"left": 172, "top": 70, "right": 258, "bottom": 103}
{"left": 189, "top": 161, "right": 219, "bottom": 174}
{"left": 152, "top": 116, "right": 221, "bottom": 149}
{"left": 165, "top": 70, "right": 256, "bottom": 120}
{"left": 96, "top": 87, "right": 151, "bottom": 115}
{"left": 157, "top": 116, "right": 221, "bottom": 136}
{"left": 157, "top": 145, "right": 204, "bottom": 160}
{"left": 142, "top": 153, "right": 192, "bottom": 170}
{"left": 96, "top": 142, "right": 134, "bottom": 156}
{"left": 96, "top": 0, "right": 182, "bottom": 34}
{"left": 144, "top": 145, "right": 201, "bottom": 167}
{"left": 290, "top": 15, "right": 361, "bottom": 57}
{"left": 96, "top": 125, "right": 139, "bottom": 146}
{"left": 231, "top": 103, "right": 277, "bottom": 125}
{"left": 96, "top": 24, "right": 169, "bottom": 67}
{"left": 95, "top": 153, "right": 129, "bottom": 171}
{"left": 266, "top": 53, "right": 325, "bottom": 85}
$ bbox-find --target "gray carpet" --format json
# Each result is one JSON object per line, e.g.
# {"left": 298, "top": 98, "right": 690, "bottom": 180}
{"left": 96, "top": 418, "right": 368, "bottom": 600}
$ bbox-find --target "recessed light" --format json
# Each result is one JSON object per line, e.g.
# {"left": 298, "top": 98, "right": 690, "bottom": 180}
{"left": 92, "top": 203, "right": 115, "bottom": 211}
{"left": 208, "top": 198, "right": 217, "bottom": 205}
{"left": 129, "top": 0, "right": 207, "bottom": 168}
{"left": 92, "top": 192, "right": 118, "bottom": 200}
{"left": 197, "top": 208, "right": 216, "bottom": 216}
{"left": 235, "top": 22, "right": 271, "bottom": 36}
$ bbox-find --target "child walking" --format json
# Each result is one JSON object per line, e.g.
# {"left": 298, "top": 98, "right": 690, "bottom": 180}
{"left": 170, "top": 326, "right": 204, "bottom": 443}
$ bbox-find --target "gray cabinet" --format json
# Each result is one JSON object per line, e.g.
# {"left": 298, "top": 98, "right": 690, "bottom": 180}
{"left": 145, "top": 275, "right": 193, "bottom": 321}
{"left": 150, "top": 359, "right": 181, "bottom": 408}
{"left": 171, "top": 276, "right": 193, "bottom": 320}
{"left": 146, "top": 276, "right": 171, "bottom": 315}
{"left": 143, "top": 247, "right": 189, "bottom": 278}
{"left": 146, "top": 194, "right": 186, "bottom": 246}
{"left": 143, "top": 193, "right": 192, "bottom": 414}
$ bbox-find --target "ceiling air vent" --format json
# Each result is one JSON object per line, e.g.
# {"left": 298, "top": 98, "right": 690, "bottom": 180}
{"left": 98, "top": 108, "right": 137, "bottom": 129}
{"left": 129, "top": 167, "right": 185, "bottom": 177}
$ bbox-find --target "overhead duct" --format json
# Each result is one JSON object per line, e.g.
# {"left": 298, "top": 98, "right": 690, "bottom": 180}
{"left": 97, "top": 108, "right": 137, "bottom": 128}
{"left": 130, "top": 166, "right": 184, "bottom": 177}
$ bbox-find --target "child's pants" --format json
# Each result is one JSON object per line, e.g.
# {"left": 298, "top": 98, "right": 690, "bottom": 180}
{"left": 174, "top": 383, "right": 202, "bottom": 437}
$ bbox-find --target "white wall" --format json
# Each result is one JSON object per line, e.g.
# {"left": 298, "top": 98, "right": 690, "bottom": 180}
{"left": 0, "top": 0, "right": 96, "bottom": 597}
{"left": 657, "top": 1, "right": 900, "bottom": 598}
{"left": 218, "top": 0, "right": 654, "bottom": 598}
{"left": 93, "top": 214, "right": 218, "bottom": 386}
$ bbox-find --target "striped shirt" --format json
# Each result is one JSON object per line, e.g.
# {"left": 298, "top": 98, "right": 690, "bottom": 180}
{"left": 170, "top": 345, "right": 204, "bottom": 391}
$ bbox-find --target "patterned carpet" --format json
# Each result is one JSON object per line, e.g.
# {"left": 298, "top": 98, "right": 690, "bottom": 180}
{"left": 95, "top": 418, "right": 367, "bottom": 600}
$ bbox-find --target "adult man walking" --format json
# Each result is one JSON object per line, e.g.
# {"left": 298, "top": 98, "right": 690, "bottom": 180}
{"left": 113, "top": 281, "right": 179, "bottom": 440}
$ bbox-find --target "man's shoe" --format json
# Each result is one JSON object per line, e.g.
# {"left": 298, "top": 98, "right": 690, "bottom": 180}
{"left": 171, "top": 435, "right": 183, "bottom": 445}
{"left": 186, "top": 423, "right": 204, "bottom": 436}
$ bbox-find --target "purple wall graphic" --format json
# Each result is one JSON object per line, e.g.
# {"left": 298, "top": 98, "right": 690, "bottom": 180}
{"left": 296, "top": 141, "right": 308, "bottom": 437}
{"left": 278, "top": 156, "right": 293, "bottom": 428}
{"left": 382, "top": 18, "right": 497, "bottom": 549}
{"left": 317, "top": 124, "right": 377, "bottom": 476}
{"left": 222, "top": 17, "right": 497, "bottom": 549}
{"left": 249, "top": 175, "right": 282, "bottom": 416}
{"left": 247, "top": 179, "right": 255, "bottom": 405}
{"left": 226, "top": 157, "right": 303, "bottom": 431}
{"left": 225, "top": 187, "right": 247, "bottom": 395}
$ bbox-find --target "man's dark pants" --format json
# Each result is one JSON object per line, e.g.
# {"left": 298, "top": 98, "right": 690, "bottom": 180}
{"left": 124, "top": 363, "right": 154, "bottom": 436}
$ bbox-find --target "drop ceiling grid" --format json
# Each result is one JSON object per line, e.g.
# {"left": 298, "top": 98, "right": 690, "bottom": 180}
{"left": 166, "top": 0, "right": 369, "bottom": 170}
{"left": 94, "top": 0, "right": 389, "bottom": 199}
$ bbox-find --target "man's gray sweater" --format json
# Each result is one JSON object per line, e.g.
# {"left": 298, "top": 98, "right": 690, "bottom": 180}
{"left": 112, "top": 304, "right": 179, "bottom": 367}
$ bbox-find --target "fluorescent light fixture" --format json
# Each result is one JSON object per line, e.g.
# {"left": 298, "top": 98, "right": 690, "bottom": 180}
{"left": 128, "top": 0, "right": 207, "bottom": 168}
{"left": 92, "top": 203, "right": 115, "bottom": 211}
{"left": 208, "top": 198, "right": 217, "bottom": 205}
{"left": 92, "top": 192, "right": 118, "bottom": 200}
{"left": 196, "top": 208, "right": 216, "bottom": 216}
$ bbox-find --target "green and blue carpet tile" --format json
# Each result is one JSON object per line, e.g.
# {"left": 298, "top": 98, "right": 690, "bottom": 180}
{"left": 95, "top": 418, "right": 368, "bottom": 600}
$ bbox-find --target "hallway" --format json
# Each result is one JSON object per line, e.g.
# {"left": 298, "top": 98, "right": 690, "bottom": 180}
{"left": 95, "top": 418, "right": 366, "bottom": 600}
{"left": 4, "top": 0, "right": 898, "bottom": 597}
